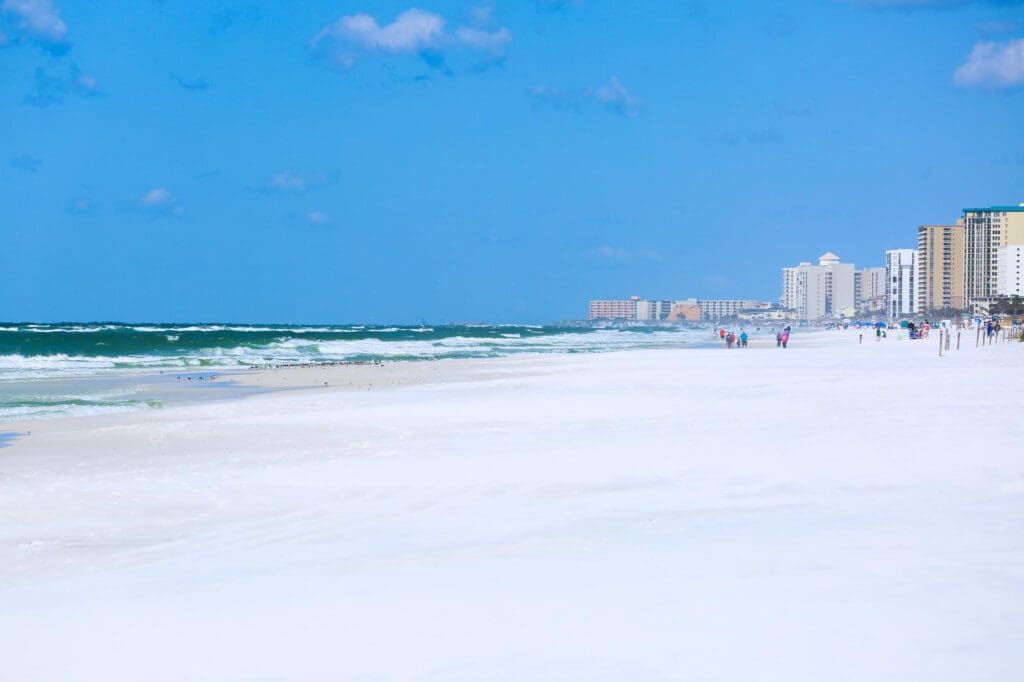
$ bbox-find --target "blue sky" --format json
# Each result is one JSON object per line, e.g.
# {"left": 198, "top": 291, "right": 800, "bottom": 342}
{"left": 2, "top": 0, "right": 1023, "bottom": 323}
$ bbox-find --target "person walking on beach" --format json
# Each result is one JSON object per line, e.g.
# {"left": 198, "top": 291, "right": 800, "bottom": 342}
{"left": 876, "top": 327, "right": 881, "bottom": 341}
{"left": 740, "top": 331, "right": 748, "bottom": 348}
{"left": 726, "top": 332, "right": 735, "bottom": 349}
{"left": 781, "top": 330, "right": 789, "bottom": 348}
{"left": 776, "top": 331, "right": 782, "bottom": 347}
{"left": 720, "top": 328, "right": 726, "bottom": 342}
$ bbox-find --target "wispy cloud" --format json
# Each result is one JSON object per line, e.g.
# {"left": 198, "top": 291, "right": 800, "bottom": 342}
{"left": 1, "top": 0, "right": 67, "bottom": 52}
{"left": 455, "top": 25, "right": 511, "bottom": 57}
{"left": 954, "top": 38, "right": 1024, "bottom": 90}
{"left": 9, "top": 153, "right": 41, "bottom": 172}
{"left": 306, "top": 210, "right": 329, "bottom": 225}
{"left": 536, "top": 0, "right": 585, "bottom": 10}
{"left": 308, "top": 7, "right": 511, "bottom": 72}
{"left": 978, "top": 20, "right": 1020, "bottom": 37}
{"left": 701, "top": 129, "right": 783, "bottom": 144}
{"left": 585, "top": 245, "right": 662, "bottom": 263}
{"left": 66, "top": 197, "right": 97, "bottom": 216}
{"left": 170, "top": 73, "right": 210, "bottom": 91}
{"left": 530, "top": 76, "right": 643, "bottom": 118}
{"left": 262, "top": 170, "right": 330, "bottom": 195}
{"left": 23, "top": 63, "right": 98, "bottom": 107}
{"left": 593, "top": 76, "right": 643, "bottom": 118}
{"left": 138, "top": 188, "right": 184, "bottom": 216}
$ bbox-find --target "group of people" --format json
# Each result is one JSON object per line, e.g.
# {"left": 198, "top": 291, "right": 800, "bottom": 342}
{"left": 718, "top": 326, "right": 791, "bottom": 349}
{"left": 718, "top": 328, "right": 748, "bottom": 349}
{"left": 720, "top": 323, "right": 790, "bottom": 348}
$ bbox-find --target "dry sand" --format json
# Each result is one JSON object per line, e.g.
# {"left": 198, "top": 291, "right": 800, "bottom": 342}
{"left": 1, "top": 329, "right": 1022, "bottom": 681}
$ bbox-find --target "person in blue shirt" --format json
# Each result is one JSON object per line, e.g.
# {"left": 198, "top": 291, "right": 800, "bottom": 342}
{"left": 740, "top": 331, "right": 748, "bottom": 348}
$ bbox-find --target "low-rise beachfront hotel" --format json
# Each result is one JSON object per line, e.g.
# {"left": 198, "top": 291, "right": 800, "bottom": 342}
{"left": 588, "top": 297, "right": 774, "bottom": 322}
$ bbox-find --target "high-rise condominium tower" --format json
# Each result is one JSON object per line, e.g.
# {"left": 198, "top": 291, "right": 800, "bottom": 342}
{"left": 963, "top": 204, "right": 1024, "bottom": 309}
{"left": 917, "top": 221, "right": 965, "bottom": 314}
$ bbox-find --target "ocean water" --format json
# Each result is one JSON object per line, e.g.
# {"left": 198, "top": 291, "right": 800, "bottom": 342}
{"left": 0, "top": 322, "right": 714, "bottom": 422}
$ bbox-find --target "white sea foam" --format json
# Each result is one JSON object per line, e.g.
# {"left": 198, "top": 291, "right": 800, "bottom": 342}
{"left": 0, "top": 326, "right": 716, "bottom": 384}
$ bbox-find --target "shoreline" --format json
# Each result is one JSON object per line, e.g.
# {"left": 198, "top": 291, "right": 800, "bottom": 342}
{"left": 1, "top": 325, "right": 1017, "bottom": 439}
{"left": 0, "top": 327, "right": 773, "bottom": 429}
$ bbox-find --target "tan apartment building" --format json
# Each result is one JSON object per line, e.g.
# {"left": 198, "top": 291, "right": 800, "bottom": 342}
{"left": 963, "top": 204, "right": 1024, "bottom": 309}
{"left": 917, "top": 221, "right": 965, "bottom": 313}
{"left": 855, "top": 267, "right": 886, "bottom": 314}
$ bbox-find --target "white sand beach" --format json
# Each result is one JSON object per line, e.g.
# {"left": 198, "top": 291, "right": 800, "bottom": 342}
{"left": 1, "top": 329, "right": 1022, "bottom": 681}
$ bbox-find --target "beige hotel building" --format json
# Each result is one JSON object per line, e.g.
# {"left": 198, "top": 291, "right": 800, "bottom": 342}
{"left": 917, "top": 221, "right": 965, "bottom": 314}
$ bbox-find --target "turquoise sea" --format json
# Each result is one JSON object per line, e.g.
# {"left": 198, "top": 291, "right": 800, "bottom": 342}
{"left": 0, "top": 322, "right": 713, "bottom": 422}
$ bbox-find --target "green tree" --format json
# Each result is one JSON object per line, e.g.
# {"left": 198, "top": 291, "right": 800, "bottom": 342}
{"left": 989, "top": 295, "right": 1024, "bottom": 317}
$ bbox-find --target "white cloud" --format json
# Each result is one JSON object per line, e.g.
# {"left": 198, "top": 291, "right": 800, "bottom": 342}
{"left": 593, "top": 76, "right": 643, "bottom": 118}
{"left": 138, "top": 188, "right": 184, "bottom": 216}
{"left": 314, "top": 9, "right": 445, "bottom": 52}
{"left": 309, "top": 7, "right": 511, "bottom": 71}
{"left": 1, "top": 0, "right": 67, "bottom": 47}
{"left": 306, "top": 210, "right": 329, "bottom": 225}
{"left": 954, "top": 38, "right": 1024, "bottom": 90}
{"left": 267, "top": 171, "right": 308, "bottom": 193}
{"left": 4, "top": 1, "right": 101, "bottom": 108}
{"left": 139, "top": 188, "right": 171, "bottom": 207}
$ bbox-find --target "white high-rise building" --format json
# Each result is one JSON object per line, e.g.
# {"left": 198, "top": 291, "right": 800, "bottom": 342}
{"left": 997, "top": 245, "right": 1024, "bottom": 297}
{"left": 780, "top": 253, "right": 857, "bottom": 320}
{"left": 885, "top": 249, "right": 918, "bottom": 320}
{"left": 780, "top": 264, "right": 809, "bottom": 310}
{"left": 796, "top": 265, "right": 828, "bottom": 321}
